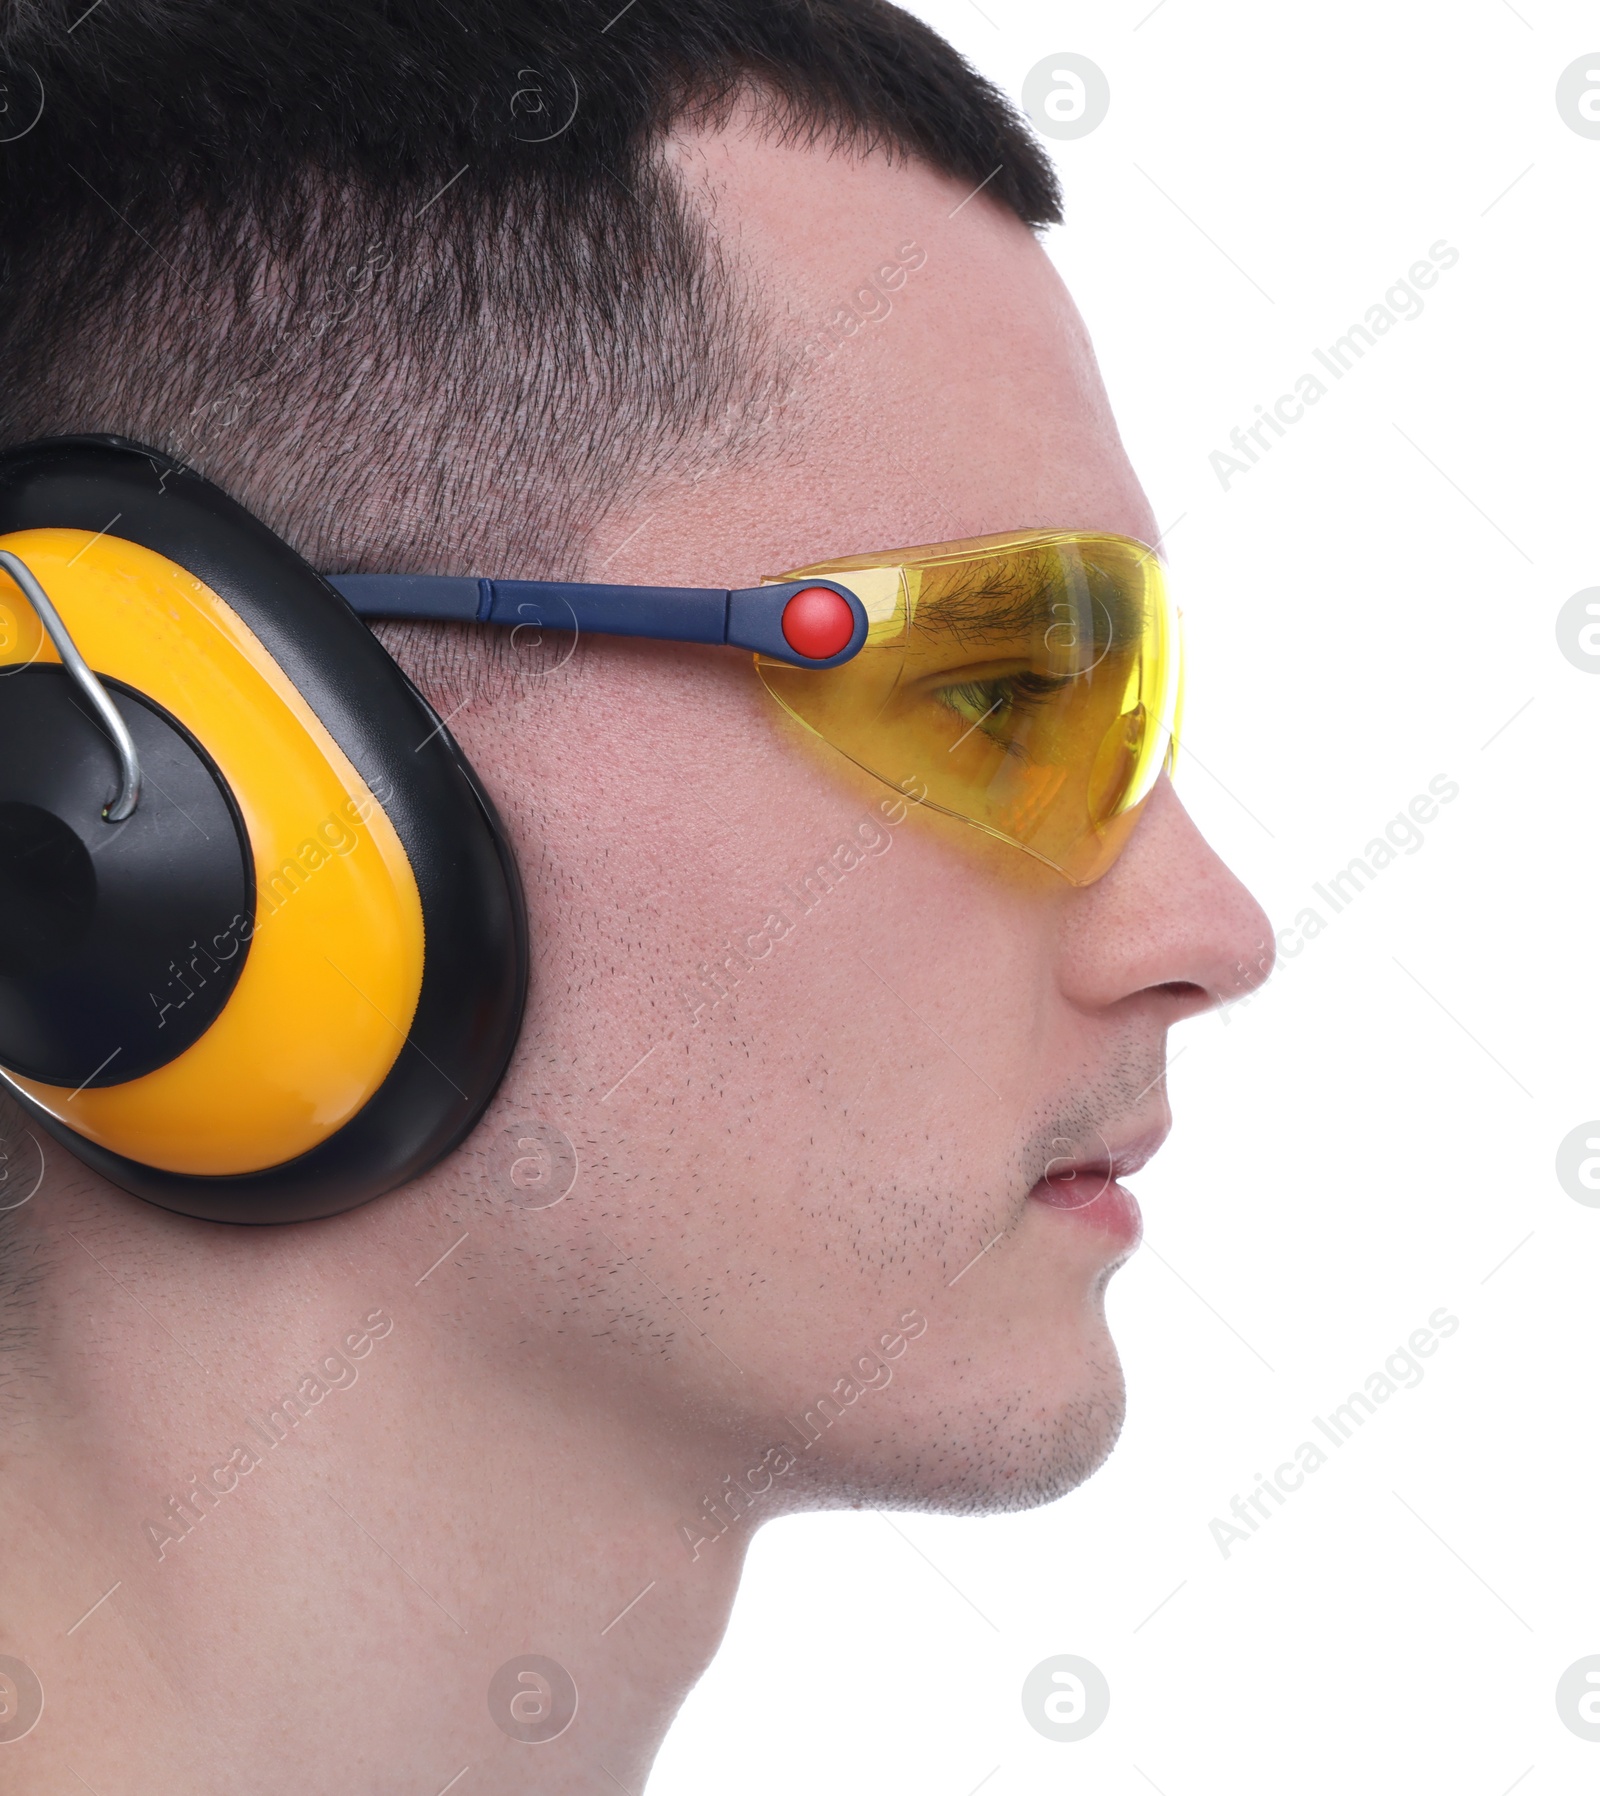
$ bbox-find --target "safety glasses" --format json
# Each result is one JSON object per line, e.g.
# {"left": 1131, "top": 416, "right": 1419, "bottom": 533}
{"left": 331, "top": 527, "right": 1182, "bottom": 885}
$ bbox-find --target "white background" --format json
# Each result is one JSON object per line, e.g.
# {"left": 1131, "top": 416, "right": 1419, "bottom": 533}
{"left": 650, "top": 4, "right": 1597, "bottom": 1792}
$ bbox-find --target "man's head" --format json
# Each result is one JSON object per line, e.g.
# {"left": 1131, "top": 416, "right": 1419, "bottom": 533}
{"left": 0, "top": 0, "right": 1271, "bottom": 1520}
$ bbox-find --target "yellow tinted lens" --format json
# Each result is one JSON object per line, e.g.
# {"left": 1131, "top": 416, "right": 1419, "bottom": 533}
{"left": 755, "top": 531, "right": 1180, "bottom": 883}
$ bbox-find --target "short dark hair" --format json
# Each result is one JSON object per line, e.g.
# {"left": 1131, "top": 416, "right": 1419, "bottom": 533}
{"left": 0, "top": 0, "right": 1059, "bottom": 576}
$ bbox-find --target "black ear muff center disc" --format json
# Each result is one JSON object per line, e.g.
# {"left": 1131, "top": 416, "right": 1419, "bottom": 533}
{"left": 0, "top": 665, "right": 253, "bottom": 1089}
{"left": 0, "top": 800, "right": 96, "bottom": 974}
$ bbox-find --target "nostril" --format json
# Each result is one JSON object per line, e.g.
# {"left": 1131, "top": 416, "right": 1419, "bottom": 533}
{"left": 1158, "top": 980, "right": 1207, "bottom": 1002}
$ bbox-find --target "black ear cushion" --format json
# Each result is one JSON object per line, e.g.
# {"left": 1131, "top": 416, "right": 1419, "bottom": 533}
{"left": 0, "top": 436, "right": 528, "bottom": 1223}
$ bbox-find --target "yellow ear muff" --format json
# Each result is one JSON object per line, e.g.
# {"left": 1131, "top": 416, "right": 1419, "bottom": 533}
{"left": 0, "top": 526, "right": 426, "bottom": 1176}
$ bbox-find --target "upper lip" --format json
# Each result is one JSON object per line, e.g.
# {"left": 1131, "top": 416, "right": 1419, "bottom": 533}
{"left": 1036, "top": 1119, "right": 1171, "bottom": 1186}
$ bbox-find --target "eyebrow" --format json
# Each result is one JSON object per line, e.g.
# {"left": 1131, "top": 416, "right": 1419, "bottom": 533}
{"left": 914, "top": 556, "right": 1131, "bottom": 647}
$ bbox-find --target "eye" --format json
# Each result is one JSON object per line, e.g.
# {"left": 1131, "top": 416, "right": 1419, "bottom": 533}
{"left": 933, "top": 670, "right": 1074, "bottom": 755}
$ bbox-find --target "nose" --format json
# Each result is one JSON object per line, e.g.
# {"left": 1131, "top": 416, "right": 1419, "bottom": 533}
{"left": 1055, "top": 775, "right": 1275, "bottom": 1021}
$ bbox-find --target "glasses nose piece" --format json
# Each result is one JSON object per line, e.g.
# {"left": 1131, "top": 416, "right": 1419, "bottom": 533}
{"left": 1087, "top": 703, "right": 1150, "bottom": 827}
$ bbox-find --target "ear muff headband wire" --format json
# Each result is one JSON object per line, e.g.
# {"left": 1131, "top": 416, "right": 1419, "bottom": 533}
{"left": 0, "top": 548, "right": 142, "bottom": 821}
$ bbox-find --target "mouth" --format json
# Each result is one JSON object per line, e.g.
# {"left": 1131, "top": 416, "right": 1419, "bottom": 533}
{"left": 1023, "top": 1120, "right": 1169, "bottom": 1251}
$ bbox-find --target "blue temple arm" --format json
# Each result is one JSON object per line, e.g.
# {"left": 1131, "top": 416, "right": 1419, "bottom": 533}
{"left": 324, "top": 574, "right": 867, "bottom": 669}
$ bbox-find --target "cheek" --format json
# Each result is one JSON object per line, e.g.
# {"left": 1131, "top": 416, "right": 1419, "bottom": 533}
{"left": 487, "top": 651, "right": 1044, "bottom": 1278}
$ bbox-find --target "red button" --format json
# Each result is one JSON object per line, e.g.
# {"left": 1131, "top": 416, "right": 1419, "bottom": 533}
{"left": 780, "top": 586, "right": 855, "bottom": 660}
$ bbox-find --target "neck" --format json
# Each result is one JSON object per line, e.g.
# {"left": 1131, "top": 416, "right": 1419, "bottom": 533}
{"left": 0, "top": 1185, "right": 751, "bottom": 1794}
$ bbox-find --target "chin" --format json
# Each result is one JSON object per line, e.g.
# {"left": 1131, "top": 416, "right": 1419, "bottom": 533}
{"left": 786, "top": 1354, "right": 1129, "bottom": 1519}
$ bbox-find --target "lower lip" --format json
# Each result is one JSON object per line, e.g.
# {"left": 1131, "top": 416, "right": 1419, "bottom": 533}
{"left": 1026, "top": 1173, "right": 1143, "bottom": 1249}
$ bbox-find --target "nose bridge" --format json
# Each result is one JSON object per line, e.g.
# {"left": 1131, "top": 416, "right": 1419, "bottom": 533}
{"left": 1055, "top": 777, "right": 1275, "bottom": 1015}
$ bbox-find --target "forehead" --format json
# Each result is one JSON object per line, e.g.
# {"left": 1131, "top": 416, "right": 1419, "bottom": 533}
{"left": 663, "top": 114, "right": 1159, "bottom": 580}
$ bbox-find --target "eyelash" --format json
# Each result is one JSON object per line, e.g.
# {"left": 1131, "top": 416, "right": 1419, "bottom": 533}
{"left": 934, "top": 671, "right": 1075, "bottom": 752}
